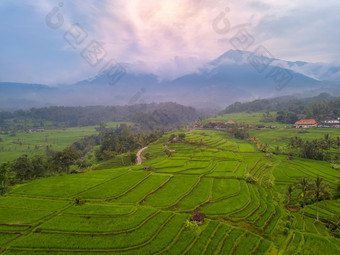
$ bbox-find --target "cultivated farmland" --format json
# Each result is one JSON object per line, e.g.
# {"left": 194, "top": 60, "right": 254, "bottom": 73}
{"left": 0, "top": 130, "right": 339, "bottom": 254}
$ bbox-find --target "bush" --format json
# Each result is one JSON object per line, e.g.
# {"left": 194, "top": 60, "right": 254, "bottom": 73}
{"left": 244, "top": 173, "right": 257, "bottom": 184}
{"left": 185, "top": 219, "right": 200, "bottom": 233}
{"left": 283, "top": 227, "right": 290, "bottom": 235}
{"left": 75, "top": 197, "right": 85, "bottom": 205}
{"left": 264, "top": 179, "right": 274, "bottom": 188}
{"left": 331, "top": 164, "right": 340, "bottom": 170}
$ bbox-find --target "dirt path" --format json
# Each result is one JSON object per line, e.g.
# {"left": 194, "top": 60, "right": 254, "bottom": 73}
{"left": 136, "top": 146, "right": 148, "bottom": 165}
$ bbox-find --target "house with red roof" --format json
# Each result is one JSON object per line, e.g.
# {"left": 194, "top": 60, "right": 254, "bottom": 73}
{"left": 294, "top": 119, "right": 318, "bottom": 129}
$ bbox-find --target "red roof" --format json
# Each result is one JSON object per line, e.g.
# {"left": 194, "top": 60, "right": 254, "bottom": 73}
{"left": 295, "top": 119, "right": 317, "bottom": 125}
{"left": 226, "top": 120, "right": 235, "bottom": 124}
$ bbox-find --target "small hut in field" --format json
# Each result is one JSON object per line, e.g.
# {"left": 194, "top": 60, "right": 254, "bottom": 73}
{"left": 144, "top": 165, "right": 152, "bottom": 171}
{"left": 190, "top": 212, "right": 206, "bottom": 225}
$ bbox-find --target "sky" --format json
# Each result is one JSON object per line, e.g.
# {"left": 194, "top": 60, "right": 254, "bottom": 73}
{"left": 0, "top": 0, "right": 340, "bottom": 85}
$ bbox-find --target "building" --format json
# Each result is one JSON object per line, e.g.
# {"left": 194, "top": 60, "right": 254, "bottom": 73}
{"left": 318, "top": 120, "right": 340, "bottom": 128}
{"left": 294, "top": 119, "right": 318, "bottom": 128}
{"left": 226, "top": 120, "right": 235, "bottom": 125}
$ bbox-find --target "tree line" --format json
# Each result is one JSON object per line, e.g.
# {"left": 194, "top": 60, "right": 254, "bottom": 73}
{"left": 285, "top": 177, "right": 332, "bottom": 221}
{"left": 221, "top": 93, "right": 340, "bottom": 123}
{"left": 288, "top": 135, "right": 340, "bottom": 161}
{"left": 284, "top": 177, "right": 339, "bottom": 237}
{"left": 0, "top": 102, "right": 200, "bottom": 131}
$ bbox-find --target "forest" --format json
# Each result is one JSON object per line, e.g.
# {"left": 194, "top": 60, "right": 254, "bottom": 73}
{"left": 0, "top": 102, "right": 200, "bottom": 131}
{"left": 222, "top": 93, "right": 340, "bottom": 121}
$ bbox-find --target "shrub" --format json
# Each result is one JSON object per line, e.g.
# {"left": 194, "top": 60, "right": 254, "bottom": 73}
{"left": 331, "top": 164, "right": 340, "bottom": 170}
{"left": 264, "top": 179, "right": 274, "bottom": 189}
{"left": 244, "top": 173, "right": 257, "bottom": 184}
{"left": 185, "top": 219, "right": 200, "bottom": 233}
{"left": 283, "top": 227, "right": 289, "bottom": 235}
{"left": 75, "top": 197, "right": 85, "bottom": 205}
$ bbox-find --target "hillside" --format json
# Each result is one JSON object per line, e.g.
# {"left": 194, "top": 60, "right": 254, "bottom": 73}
{"left": 221, "top": 93, "right": 340, "bottom": 115}
{"left": 0, "top": 130, "right": 339, "bottom": 254}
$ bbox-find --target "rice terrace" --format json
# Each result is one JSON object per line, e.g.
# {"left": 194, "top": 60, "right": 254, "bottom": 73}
{"left": 1, "top": 1, "right": 340, "bottom": 254}
{"left": 0, "top": 123, "right": 339, "bottom": 254}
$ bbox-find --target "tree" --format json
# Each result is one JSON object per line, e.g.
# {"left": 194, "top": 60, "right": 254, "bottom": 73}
{"left": 335, "top": 184, "right": 340, "bottom": 199}
{"left": 178, "top": 133, "right": 186, "bottom": 141}
{"left": 12, "top": 155, "right": 32, "bottom": 180}
{"left": 276, "top": 111, "right": 298, "bottom": 124}
{"left": 31, "top": 155, "right": 48, "bottom": 177}
{"left": 130, "top": 152, "right": 137, "bottom": 164}
{"left": 168, "top": 134, "right": 176, "bottom": 143}
{"left": 310, "top": 177, "right": 332, "bottom": 221}
{"left": 137, "top": 133, "right": 148, "bottom": 148}
{"left": 296, "top": 177, "right": 312, "bottom": 215}
{"left": 285, "top": 184, "right": 295, "bottom": 206}
{"left": 50, "top": 148, "right": 81, "bottom": 174}
{"left": 0, "top": 162, "right": 12, "bottom": 194}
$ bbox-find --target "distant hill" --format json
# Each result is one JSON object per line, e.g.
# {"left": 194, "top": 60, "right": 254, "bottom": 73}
{"left": 1, "top": 50, "right": 340, "bottom": 110}
{"left": 220, "top": 93, "right": 340, "bottom": 120}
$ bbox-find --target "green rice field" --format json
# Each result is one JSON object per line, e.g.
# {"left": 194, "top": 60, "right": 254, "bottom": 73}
{"left": 0, "top": 122, "right": 129, "bottom": 163}
{"left": 0, "top": 129, "right": 339, "bottom": 254}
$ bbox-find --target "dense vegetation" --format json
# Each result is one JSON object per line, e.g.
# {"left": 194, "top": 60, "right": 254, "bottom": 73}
{"left": 288, "top": 135, "right": 340, "bottom": 161}
{"left": 222, "top": 93, "right": 340, "bottom": 122}
{"left": 0, "top": 102, "right": 200, "bottom": 131}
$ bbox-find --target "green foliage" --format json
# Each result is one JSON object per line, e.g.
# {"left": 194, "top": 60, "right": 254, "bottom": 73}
{"left": 0, "top": 162, "right": 13, "bottom": 194}
{"left": 288, "top": 135, "right": 340, "bottom": 161}
{"left": 228, "top": 123, "right": 250, "bottom": 140}
{"left": 222, "top": 93, "right": 340, "bottom": 120}
{"left": 260, "top": 112, "right": 276, "bottom": 122}
{"left": 132, "top": 103, "right": 199, "bottom": 131}
{"left": 276, "top": 110, "right": 298, "bottom": 124}
{"left": 185, "top": 219, "right": 200, "bottom": 233}
{"left": 244, "top": 173, "right": 258, "bottom": 184}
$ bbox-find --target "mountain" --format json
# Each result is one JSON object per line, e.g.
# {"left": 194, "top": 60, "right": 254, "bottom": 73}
{"left": 1, "top": 50, "right": 339, "bottom": 111}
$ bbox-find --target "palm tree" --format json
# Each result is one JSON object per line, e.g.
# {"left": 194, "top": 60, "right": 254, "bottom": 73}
{"left": 296, "top": 177, "right": 311, "bottom": 215}
{"left": 285, "top": 184, "right": 295, "bottom": 206}
{"left": 324, "top": 134, "right": 331, "bottom": 150}
{"left": 310, "top": 177, "right": 332, "bottom": 221}
{"left": 336, "top": 137, "right": 340, "bottom": 153}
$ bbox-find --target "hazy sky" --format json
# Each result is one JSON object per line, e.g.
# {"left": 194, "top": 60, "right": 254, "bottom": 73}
{"left": 1, "top": 0, "right": 339, "bottom": 85}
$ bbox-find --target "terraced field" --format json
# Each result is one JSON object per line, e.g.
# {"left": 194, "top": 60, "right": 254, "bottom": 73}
{"left": 0, "top": 130, "right": 339, "bottom": 254}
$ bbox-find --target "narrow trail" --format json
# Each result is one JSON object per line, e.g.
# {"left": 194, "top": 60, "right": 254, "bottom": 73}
{"left": 136, "top": 146, "right": 148, "bottom": 165}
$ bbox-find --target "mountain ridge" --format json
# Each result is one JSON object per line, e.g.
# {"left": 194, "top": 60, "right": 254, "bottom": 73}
{"left": 1, "top": 50, "right": 339, "bottom": 110}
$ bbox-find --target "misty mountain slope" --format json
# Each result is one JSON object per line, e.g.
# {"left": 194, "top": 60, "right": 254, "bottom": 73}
{"left": 0, "top": 50, "right": 339, "bottom": 110}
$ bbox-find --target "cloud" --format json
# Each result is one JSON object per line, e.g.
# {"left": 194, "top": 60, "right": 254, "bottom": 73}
{"left": 1, "top": 0, "right": 340, "bottom": 84}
